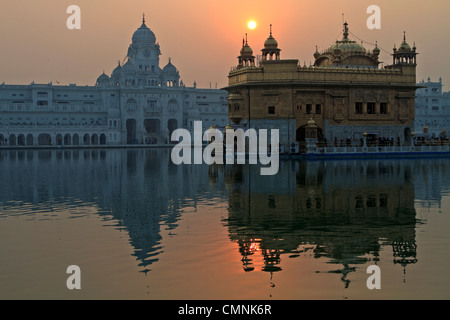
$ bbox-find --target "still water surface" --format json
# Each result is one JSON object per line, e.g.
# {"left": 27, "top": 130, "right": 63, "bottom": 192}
{"left": 0, "top": 149, "right": 449, "bottom": 299}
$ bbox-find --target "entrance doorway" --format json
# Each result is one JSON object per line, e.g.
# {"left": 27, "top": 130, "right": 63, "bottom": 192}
{"left": 127, "top": 119, "right": 137, "bottom": 144}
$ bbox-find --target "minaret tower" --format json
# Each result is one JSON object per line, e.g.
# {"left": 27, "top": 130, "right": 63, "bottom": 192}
{"left": 392, "top": 31, "right": 418, "bottom": 65}
{"left": 390, "top": 31, "right": 417, "bottom": 81}
{"left": 238, "top": 34, "right": 255, "bottom": 68}
{"left": 261, "top": 24, "right": 281, "bottom": 61}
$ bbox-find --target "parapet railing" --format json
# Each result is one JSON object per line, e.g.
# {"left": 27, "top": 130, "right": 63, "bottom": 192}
{"left": 309, "top": 142, "right": 450, "bottom": 154}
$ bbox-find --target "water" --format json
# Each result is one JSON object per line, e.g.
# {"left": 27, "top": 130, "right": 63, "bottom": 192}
{"left": 0, "top": 148, "right": 450, "bottom": 300}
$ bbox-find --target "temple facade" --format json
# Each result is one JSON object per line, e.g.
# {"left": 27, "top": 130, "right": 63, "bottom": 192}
{"left": 0, "top": 16, "right": 229, "bottom": 146}
{"left": 224, "top": 22, "right": 419, "bottom": 150}
{"left": 414, "top": 77, "right": 450, "bottom": 138}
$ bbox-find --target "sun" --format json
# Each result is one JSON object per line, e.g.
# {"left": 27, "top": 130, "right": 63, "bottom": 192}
{"left": 248, "top": 21, "right": 257, "bottom": 30}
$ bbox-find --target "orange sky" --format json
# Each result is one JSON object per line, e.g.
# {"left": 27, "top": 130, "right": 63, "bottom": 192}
{"left": 0, "top": 0, "right": 449, "bottom": 90}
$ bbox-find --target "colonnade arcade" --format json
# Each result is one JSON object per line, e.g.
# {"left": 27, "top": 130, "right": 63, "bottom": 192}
{"left": 0, "top": 132, "right": 107, "bottom": 146}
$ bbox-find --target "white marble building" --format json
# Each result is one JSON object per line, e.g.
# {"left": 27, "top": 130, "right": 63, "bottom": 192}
{"left": 414, "top": 77, "right": 450, "bottom": 138}
{"left": 0, "top": 17, "right": 229, "bottom": 146}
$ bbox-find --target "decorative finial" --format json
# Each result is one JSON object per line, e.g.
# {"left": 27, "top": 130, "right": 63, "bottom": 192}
{"left": 403, "top": 31, "right": 406, "bottom": 41}
{"left": 343, "top": 21, "right": 349, "bottom": 39}
{"left": 143, "top": 13, "right": 145, "bottom": 24}
{"left": 270, "top": 24, "right": 272, "bottom": 36}
{"left": 245, "top": 33, "right": 248, "bottom": 44}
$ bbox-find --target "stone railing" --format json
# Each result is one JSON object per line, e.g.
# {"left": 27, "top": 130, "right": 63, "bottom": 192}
{"left": 309, "top": 143, "right": 450, "bottom": 155}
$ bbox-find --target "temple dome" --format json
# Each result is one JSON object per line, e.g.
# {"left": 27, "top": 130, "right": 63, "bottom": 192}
{"left": 163, "top": 59, "right": 178, "bottom": 74}
{"left": 326, "top": 22, "right": 366, "bottom": 54}
{"left": 314, "top": 22, "right": 379, "bottom": 68}
{"left": 398, "top": 32, "right": 412, "bottom": 52}
{"left": 373, "top": 43, "right": 380, "bottom": 54}
{"left": 327, "top": 40, "right": 366, "bottom": 54}
{"left": 96, "top": 72, "right": 110, "bottom": 86}
{"left": 97, "top": 72, "right": 109, "bottom": 82}
{"left": 307, "top": 118, "right": 317, "bottom": 127}
{"left": 240, "top": 42, "right": 253, "bottom": 55}
{"left": 132, "top": 16, "right": 156, "bottom": 45}
{"left": 399, "top": 41, "right": 410, "bottom": 51}
{"left": 264, "top": 32, "right": 278, "bottom": 49}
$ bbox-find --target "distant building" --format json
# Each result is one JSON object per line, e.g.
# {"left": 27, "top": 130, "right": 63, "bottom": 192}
{"left": 224, "top": 22, "right": 419, "bottom": 150}
{"left": 414, "top": 77, "right": 450, "bottom": 138}
{"left": 0, "top": 16, "right": 228, "bottom": 146}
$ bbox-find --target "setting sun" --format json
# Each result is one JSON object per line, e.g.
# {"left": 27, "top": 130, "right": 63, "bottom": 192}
{"left": 248, "top": 20, "right": 256, "bottom": 29}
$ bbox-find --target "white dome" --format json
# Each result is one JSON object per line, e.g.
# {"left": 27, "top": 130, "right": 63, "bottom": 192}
{"left": 132, "top": 21, "right": 156, "bottom": 45}
{"left": 97, "top": 72, "right": 109, "bottom": 82}
{"left": 163, "top": 59, "right": 178, "bottom": 74}
{"left": 96, "top": 72, "right": 110, "bottom": 86}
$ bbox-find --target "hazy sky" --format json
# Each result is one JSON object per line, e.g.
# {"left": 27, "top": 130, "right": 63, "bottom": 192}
{"left": 0, "top": 0, "right": 449, "bottom": 90}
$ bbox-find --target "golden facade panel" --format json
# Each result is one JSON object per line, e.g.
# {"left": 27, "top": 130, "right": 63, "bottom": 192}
{"left": 225, "top": 22, "right": 419, "bottom": 147}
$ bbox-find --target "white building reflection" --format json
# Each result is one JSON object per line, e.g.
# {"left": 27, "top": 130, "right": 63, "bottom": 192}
{"left": 413, "top": 158, "right": 450, "bottom": 209}
{"left": 1, "top": 149, "right": 448, "bottom": 284}
{"left": 0, "top": 149, "right": 224, "bottom": 272}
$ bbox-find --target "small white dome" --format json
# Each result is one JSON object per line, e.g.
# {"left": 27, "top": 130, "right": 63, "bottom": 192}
{"left": 96, "top": 72, "right": 110, "bottom": 86}
{"left": 163, "top": 59, "right": 178, "bottom": 74}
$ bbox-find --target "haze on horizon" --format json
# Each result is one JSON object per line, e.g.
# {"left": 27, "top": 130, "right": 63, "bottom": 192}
{"left": 0, "top": 0, "right": 449, "bottom": 90}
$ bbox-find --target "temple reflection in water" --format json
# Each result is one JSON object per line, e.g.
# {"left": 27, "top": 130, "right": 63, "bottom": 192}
{"left": 213, "top": 159, "right": 421, "bottom": 287}
{"left": 2, "top": 149, "right": 450, "bottom": 287}
{"left": 0, "top": 149, "right": 225, "bottom": 273}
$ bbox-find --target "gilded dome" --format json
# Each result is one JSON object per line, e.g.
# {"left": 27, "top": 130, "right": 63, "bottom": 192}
{"left": 324, "top": 22, "right": 366, "bottom": 54}
{"left": 327, "top": 40, "right": 366, "bottom": 54}
{"left": 264, "top": 36, "right": 278, "bottom": 49}
{"left": 264, "top": 26, "right": 278, "bottom": 49}
{"left": 398, "top": 32, "right": 411, "bottom": 51}
{"left": 240, "top": 42, "right": 253, "bottom": 55}
{"left": 314, "top": 22, "right": 379, "bottom": 68}
{"left": 373, "top": 42, "right": 380, "bottom": 54}
{"left": 399, "top": 41, "right": 410, "bottom": 51}
{"left": 307, "top": 118, "right": 317, "bottom": 127}
{"left": 313, "top": 46, "right": 320, "bottom": 59}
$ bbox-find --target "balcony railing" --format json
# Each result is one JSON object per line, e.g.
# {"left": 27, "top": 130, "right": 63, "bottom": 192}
{"left": 309, "top": 141, "right": 450, "bottom": 155}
